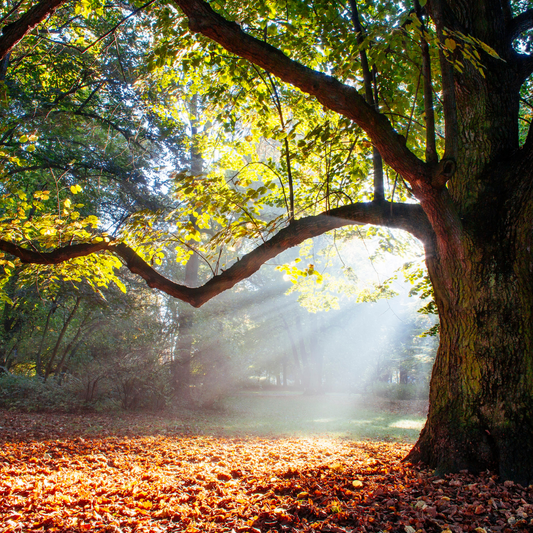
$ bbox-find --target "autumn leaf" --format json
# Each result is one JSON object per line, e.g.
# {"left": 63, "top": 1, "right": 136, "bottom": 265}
{"left": 0, "top": 410, "right": 532, "bottom": 533}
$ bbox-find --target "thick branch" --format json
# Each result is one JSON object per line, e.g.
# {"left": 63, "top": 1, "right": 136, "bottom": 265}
{"left": 507, "top": 8, "right": 533, "bottom": 81}
{"left": 0, "top": 203, "right": 431, "bottom": 307}
{"left": 429, "top": 0, "right": 459, "bottom": 163}
{"left": 516, "top": 54, "right": 533, "bottom": 83}
{"left": 0, "top": 239, "right": 110, "bottom": 263}
{"left": 0, "top": 0, "right": 68, "bottom": 61}
{"left": 171, "top": 0, "right": 430, "bottom": 188}
{"left": 415, "top": 0, "right": 438, "bottom": 166}
{"left": 508, "top": 8, "right": 533, "bottom": 42}
{"left": 117, "top": 202, "right": 431, "bottom": 306}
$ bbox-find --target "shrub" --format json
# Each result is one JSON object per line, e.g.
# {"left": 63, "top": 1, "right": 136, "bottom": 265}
{"left": 0, "top": 373, "right": 79, "bottom": 411}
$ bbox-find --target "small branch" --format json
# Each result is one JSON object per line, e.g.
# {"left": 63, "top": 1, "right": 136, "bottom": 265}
{"left": 283, "top": 137, "right": 295, "bottom": 221}
{"left": 268, "top": 73, "right": 295, "bottom": 221}
{"left": 76, "top": 81, "right": 106, "bottom": 113}
{"left": 80, "top": 0, "right": 158, "bottom": 54}
{"left": 0, "top": 1, "right": 24, "bottom": 26}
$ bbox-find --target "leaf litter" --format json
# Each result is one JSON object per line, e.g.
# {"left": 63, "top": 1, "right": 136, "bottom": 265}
{"left": 0, "top": 410, "right": 532, "bottom": 532}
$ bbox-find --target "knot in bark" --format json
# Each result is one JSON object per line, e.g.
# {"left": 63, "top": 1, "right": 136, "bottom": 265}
{"left": 431, "top": 157, "right": 456, "bottom": 189}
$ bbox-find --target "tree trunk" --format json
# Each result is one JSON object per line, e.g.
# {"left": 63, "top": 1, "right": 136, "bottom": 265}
{"left": 399, "top": 364, "right": 408, "bottom": 385}
{"left": 44, "top": 297, "right": 81, "bottom": 381}
{"left": 54, "top": 311, "right": 92, "bottom": 379}
{"left": 173, "top": 94, "right": 203, "bottom": 405}
{"left": 35, "top": 304, "right": 56, "bottom": 378}
{"left": 173, "top": 270, "right": 197, "bottom": 404}
{"left": 294, "top": 310, "right": 311, "bottom": 392}
{"left": 280, "top": 314, "right": 302, "bottom": 387}
{"left": 408, "top": 153, "right": 533, "bottom": 485}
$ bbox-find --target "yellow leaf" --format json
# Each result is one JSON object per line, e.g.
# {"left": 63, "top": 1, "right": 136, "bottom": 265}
{"left": 444, "top": 38, "right": 456, "bottom": 51}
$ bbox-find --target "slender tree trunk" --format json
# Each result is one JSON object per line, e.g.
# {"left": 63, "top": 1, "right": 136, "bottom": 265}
{"left": 280, "top": 314, "right": 302, "bottom": 387}
{"left": 294, "top": 309, "right": 311, "bottom": 392}
{"left": 174, "top": 278, "right": 197, "bottom": 404}
{"left": 173, "top": 94, "right": 202, "bottom": 405}
{"left": 311, "top": 313, "right": 323, "bottom": 393}
{"left": 35, "top": 299, "right": 58, "bottom": 377}
{"left": 60, "top": 321, "right": 102, "bottom": 380}
{"left": 4, "top": 342, "right": 18, "bottom": 371}
{"left": 54, "top": 311, "right": 92, "bottom": 379}
{"left": 399, "top": 365, "right": 408, "bottom": 385}
{"left": 44, "top": 297, "right": 80, "bottom": 381}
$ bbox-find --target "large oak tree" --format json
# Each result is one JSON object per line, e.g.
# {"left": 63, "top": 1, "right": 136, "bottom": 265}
{"left": 2, "top": 0, "right": 533, "bottom": 483}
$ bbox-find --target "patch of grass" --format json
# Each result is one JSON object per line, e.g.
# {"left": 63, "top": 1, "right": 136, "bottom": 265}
{"left": 190, "top": 392, "right": 427, "bottom": 442}
{"left": 0, "top": 392, "right": 427, "bottom": 443}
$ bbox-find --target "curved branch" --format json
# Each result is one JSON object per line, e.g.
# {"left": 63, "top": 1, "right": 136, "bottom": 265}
{"left": 0, "top": 202, "right": 432, "bottom": 307}
{"left": 171, "top": 0, "right": 431, "bottom": 189}
{"left": 508, "top": 9, "right": 533, "bottom": 81}
{"left": 12, "top": 109, "right": 145, "bottom": 149}
{"left": 0, "top": 0, "right": 68, "bottom": 61}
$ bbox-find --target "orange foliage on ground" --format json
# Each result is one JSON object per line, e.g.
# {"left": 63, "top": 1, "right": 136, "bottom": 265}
{"left": 0, "top": 411, "right": 531, "bottom": 532}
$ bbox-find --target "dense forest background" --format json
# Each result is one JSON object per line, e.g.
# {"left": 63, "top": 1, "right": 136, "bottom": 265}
{"left": 0, "top": 0, "right": 440, "bottom": 412}
{"left": 0, "top": 234, "right": 438, "bottom": 411}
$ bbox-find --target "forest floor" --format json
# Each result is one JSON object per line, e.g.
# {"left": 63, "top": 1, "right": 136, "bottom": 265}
{"left": 0, "top": 394, "right": 531, "bottom": 532}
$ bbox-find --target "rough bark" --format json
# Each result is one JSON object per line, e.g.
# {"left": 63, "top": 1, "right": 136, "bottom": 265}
{"left": 0, "top": 0, "right": 68, "bottom": 61}
{"left": 405, "top": 0, "right": 533, "bottom": 483}
{"left": 407, "top": 146, "right": 533, "bottom": 485}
